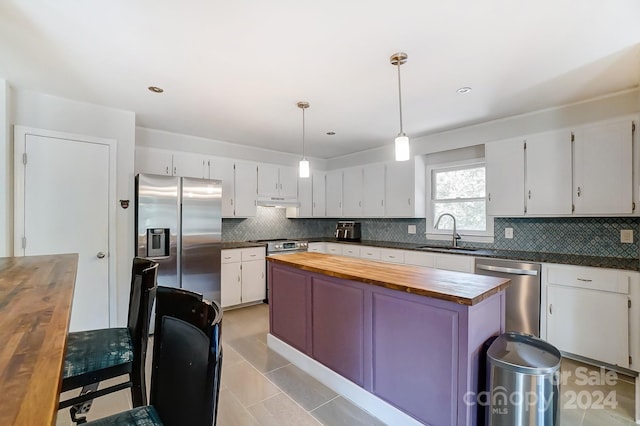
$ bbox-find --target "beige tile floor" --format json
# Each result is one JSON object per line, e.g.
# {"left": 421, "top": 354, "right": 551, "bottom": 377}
{"left": 56, "top": 303, "right": 638, "bottom": 425}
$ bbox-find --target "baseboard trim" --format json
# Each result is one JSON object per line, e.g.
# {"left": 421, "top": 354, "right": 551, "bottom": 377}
{"left": 267, "top": 333, "right": 422, "bottom": 426}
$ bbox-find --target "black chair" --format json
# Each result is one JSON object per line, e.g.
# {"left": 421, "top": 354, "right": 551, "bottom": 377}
{"left": 59, "top": 257, "right": 159, "bottom": 423}
{"left": 84, "top": 286, "right": 224, "bottom": 426}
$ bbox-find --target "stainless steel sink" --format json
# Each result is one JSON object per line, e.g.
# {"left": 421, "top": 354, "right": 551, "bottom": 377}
{"left": 415, "top": 245, "right": 478, "bottom": 253}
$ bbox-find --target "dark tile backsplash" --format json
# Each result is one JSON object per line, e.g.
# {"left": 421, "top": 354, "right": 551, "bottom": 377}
{"left": 222, "top": 207, "right": 639, "bottom": 259}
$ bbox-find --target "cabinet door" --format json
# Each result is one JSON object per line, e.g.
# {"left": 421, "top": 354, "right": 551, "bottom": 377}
{"left": 404, "top": 250, "right": 435, "bottom": 268}
{"left": 434, "top": 254, "right": 474, "bottom": 273}
{"left": 525, "top": 131, "right": 572, "bottom": 215}
{"left": 485, "top": 138, "right": 525, "bottom": 216}
{"left": 135, "top": 147, "right": 173, "bottom": 176}
{"left": 221, "top": 262, "right": 242, "bottom": 308}
{"left": 342, "top": 245, "right": 360, "bottom": 258}
{"left": 210, "top": 158, "right": 235, "bottom": 218}
{"left": 307, "top": 242, "right": 326, "bottom": 253}
{"left": 363, "top": 164, "right": 385, "bottom": 217}
{"left": 257, "top": 163, "right": 280, "bottom": 197}
{"left": 573, "top": 119, "right": 633, "bottom": 214}
{"left": 297, "top": 176, "right": 313, "bottom": 217}
{"left": 547, "top": 285, "right": 629, "bottom": 367}
{"left": 385, "top": 161, "right": 414, "bottom": 217}
{"left": 325, "top": 243, "right": 343, "bottom": 255}
{"left": 360, "top": 246, "right": 381, "bottom": 260}
{"left": 312, "top": 172, "right": 326, "bottom": 217}
{"left": 242, "top": 259, "right": 266, "bottom": 303}
{"left": 343, "top": 168, "right": 363, "bottom": 217}
{"left": 234, "top": 162, "right": 257, "bottom": 217}
{"left": 278, "top": 166, "right": 298, "bottom": 198}
{"left": 172, "top": 151, "right": 206, "bottom": 178}
{"left": 325, "top": 170, "right": 343, "bottom": 217}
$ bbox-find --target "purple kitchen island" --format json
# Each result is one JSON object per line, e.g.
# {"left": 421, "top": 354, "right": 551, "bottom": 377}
{"left": 266, "top": 252, "right": 510, "bottom": 426}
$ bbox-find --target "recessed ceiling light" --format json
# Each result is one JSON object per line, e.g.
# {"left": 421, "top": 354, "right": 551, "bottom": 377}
{"left": 148, "top": 86, "right": 164, "bottom": 93}
{"left": 456, "top": 87, "right": 472, "bottom": 94}
{"left": 326, "top": 131, "right": 336, "bottom": 135}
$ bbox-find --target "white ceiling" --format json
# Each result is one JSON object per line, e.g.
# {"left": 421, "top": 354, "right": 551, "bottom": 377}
{"left": 2, "top": 1, "right": 639, "bottom": 159}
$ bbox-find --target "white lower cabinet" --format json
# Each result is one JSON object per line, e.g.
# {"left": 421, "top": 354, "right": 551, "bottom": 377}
{"left": 545, "top": 264, "right": 632, "bottom": 368}
{"left": 221, "top": 247, "right": 266, "bottom": 308}
{"left": 325, "top": 243, "right": 343, "bottom": 255}
{"left": 308, "top": 242, "right": 326, "bottom": 253}
{"left": 360, "top": 246, "right": 381, "bottom": 260}
{"left": 380, "top": 248, "right": 404, "bottom": 264}
{"left": 433, "top": 253, "right": 475, "bottom": 273}
{"left": 342, "top": 244, "right": 360, "bottom": 258}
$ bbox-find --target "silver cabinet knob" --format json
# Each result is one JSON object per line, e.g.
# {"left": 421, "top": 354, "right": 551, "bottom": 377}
{"left": 97, "top": 252, "right": 106, "bottom": 259}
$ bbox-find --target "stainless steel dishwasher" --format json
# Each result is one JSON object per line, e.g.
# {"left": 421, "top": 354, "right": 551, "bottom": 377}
{"left": 474, "top": 258, "right": 541, "bottom": 337}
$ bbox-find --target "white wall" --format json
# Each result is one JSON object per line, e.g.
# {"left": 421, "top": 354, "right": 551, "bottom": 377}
{"left": 329, "top": 88, "right": 640, "bottom": 169}
{"left": 0, "top": 80, "right": 11, "bottom": 257}
{"left": 11, "top": 89, "right": 136, "bottom": 327}
{"left": 136, "top": 126, "right": 329, "bottom": 170}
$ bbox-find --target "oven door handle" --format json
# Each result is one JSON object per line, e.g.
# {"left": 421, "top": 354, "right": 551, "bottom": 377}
{"left": 476, "top": 264, "right": 538, "bottom": 276}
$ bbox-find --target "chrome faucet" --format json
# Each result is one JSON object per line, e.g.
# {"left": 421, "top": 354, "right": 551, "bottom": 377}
{"left": 434, "top": 213, "right": 461, "bottom": 248}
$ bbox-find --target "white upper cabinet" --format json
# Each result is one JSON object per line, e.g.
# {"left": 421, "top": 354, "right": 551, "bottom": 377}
{"left": 573, "top": 119, "right": 634, "bottom": 215}
{"left": 172, "top": 151, "right": 207, "bottom": 178}
{"left": 297, "top": 175, "right": 313, "bottom": 217}
{"left": 525, "top": 130, "right": 572, "bottom": 215}
{"left": 312, "top": 172, "right": 326, "bottom": 217}
{"left": 234, "top": 162, "right": 258, "bottom": 217}
{"left": 384, "top": 157, "right": 426, "bottom": 218}
{"left": 343, "top": 168, "right": 363, "bottom": 217}
{"left": 257, "top": 164, "right": 297, "bottom": 199}
{"left": 326, "top": 170, "right": 343, "bottom": 217}
{"left": 209, "top": 157, "right": 236, "bottom": 217}
{"left": 135, "top": 147, "right": 173, "bottom": 176}
{"left": 363, "top": 164, "right": 385, "bottom": 217}
{"left": 485, "top": 137, "right": 525, "bottom": 216}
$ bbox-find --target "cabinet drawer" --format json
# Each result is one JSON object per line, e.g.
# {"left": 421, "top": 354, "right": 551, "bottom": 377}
{"left": 308, "top": 242, "right": 325, "bottom": 253}
{"left": 360, "top": 246, "right": 381, "bottom": 260}
{"left": 242, "top": 247, "right": 265, "bottom": 261}
{"left": 221, "top": 249, "right": 242, "bottom": 263}
{"left": 380, "top": 248, "right": 404, "bottom": 264}
{"left": 547, "top": 265, "right": 629, "bottom": 294}
{"left": 326, "top": 243, "right": 343, "bottom": 255}
{"left": 342, "top": 245, "right": 361, "bottom": 258}
{"left": 404, "top": 251, "right": 435, "bottom": 268}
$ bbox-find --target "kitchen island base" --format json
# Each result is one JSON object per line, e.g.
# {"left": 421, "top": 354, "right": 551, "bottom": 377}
{"left": 268, "top": 256, "right": 509, "bottom": 426}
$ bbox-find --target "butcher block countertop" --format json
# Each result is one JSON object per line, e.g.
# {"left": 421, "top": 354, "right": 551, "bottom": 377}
{"left": 267, "top": 252, "right": 510, "bottom": 306}
{"left": 0, "top": 254, "right": 78, "bottom": 426}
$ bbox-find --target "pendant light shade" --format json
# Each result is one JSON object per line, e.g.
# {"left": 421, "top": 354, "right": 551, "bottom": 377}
{"left": 390, "top": 52, "right": 410, "bottom": 162}
{"left": 297, "top": 101, "right": 310, "bottom": 178}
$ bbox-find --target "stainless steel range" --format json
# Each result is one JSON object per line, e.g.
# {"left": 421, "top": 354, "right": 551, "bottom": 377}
{"left": 255, "top": 239, "right": 309, "bottom": 255}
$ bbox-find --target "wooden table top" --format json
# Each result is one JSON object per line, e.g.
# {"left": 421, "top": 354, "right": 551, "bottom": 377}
{"left": 268, "top": 252, "right": 510, "bottom": 306}
{"left": 0, "top": 254, "right": 78, "bottom": 426}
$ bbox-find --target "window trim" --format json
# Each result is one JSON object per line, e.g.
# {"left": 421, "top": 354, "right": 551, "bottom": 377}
{"left": 426, "top": 158, "right": 494, "bottom": 243}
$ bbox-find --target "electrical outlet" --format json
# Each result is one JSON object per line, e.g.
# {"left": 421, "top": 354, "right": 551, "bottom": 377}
{"left": 621, "top": 229, "right": 633, "bottom": 244}
{"left": 408, "top": 225, "right": 416, "bottom": 234}
{"left": 505, "top": 227, "right": 514, "bottom": 239}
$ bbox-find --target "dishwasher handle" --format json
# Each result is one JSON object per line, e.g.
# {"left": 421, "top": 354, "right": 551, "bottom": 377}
{"left": 476, "top": 264, "right": 539, "bottom": 276}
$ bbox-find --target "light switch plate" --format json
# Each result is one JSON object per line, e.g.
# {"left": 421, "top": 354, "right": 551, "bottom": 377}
{"left": 621, "top": 229, "right": 633, "bottom": 244}
{"left": 505, "top": 227, "right": 514, "bottom": 239}
{"left": 408, "top": 225, "right": 416, "bottom": 234}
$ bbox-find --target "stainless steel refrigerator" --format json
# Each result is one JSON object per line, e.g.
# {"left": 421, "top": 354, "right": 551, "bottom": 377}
{"left": 135, "top": 173, "right": 222, "bottom": 303}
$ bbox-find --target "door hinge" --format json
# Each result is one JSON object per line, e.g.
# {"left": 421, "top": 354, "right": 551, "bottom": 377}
{"left": 632, "top": 122, "right": 635, "bottom": 133}
{"left": 633, "top": 202, "right": 636, "bottom": 212}
{"left": 523, "top": 141, "right": 527, "bottom": 150}
{"left": 22, "top": 153, "right": 27, "bottom": 165}
{"left": 571, "top": 132, "right": 575, "bottom": 142}
{"left": 524, "top": 205, "right": 527, "bottom": 214}
{"left": 630, "top": 355, "right": 633, "bottom": 365}
{"left": 629, "top": 299, "right": 632, "bottom": 308}
{"left": 572, "top": 204, "right": 575, "bottom": 213}
{"left": 21, "top": 237, "right": 26, "bottom": 249}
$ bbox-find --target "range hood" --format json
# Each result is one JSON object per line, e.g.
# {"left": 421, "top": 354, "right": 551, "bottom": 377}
{"left": 256, "top": 195, "right": 299, "bottom": 208}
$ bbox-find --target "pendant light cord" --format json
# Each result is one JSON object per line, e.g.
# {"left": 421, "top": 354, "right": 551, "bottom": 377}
{"left": 397, "top": 61, "right": 404, "bottom": 134}
{"left": 302, "top": 106, "right": 306, "bottom": 159}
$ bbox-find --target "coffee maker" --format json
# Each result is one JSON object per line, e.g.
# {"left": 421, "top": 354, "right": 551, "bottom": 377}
{"left": 335, "top": 221, "right": 361, "bottom": 241}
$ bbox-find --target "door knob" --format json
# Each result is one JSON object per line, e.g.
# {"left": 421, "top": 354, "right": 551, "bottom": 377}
{"left": 97, "top": 252, "right": 106, "bottom": 259}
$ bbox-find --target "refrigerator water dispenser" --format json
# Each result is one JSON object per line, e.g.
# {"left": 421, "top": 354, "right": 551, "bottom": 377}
{"left": 146, "top": 228, "right": 170, "bottom": 257}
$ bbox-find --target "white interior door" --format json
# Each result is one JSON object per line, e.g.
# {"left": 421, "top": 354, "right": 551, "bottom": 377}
{"left": 16, "top": 130, "right": 113, "bottom": 332}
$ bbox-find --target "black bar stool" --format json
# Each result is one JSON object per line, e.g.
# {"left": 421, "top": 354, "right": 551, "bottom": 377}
{"left": 59, "top": 257, "right": 159, "bottom": 423}
{"left": 83, "top": 286, "right": 223, "bottom": 426}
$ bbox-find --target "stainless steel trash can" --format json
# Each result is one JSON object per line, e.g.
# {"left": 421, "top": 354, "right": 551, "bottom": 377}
{"left": 485, "top": 332, "right": 561, "bottom": 426}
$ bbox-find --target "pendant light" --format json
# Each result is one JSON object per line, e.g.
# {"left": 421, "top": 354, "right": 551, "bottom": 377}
{"left": 297, "top": 101, "right": 310, "bottom": 178}
{"left": 390, "top": 52, "right": 410, "bottom": 161}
